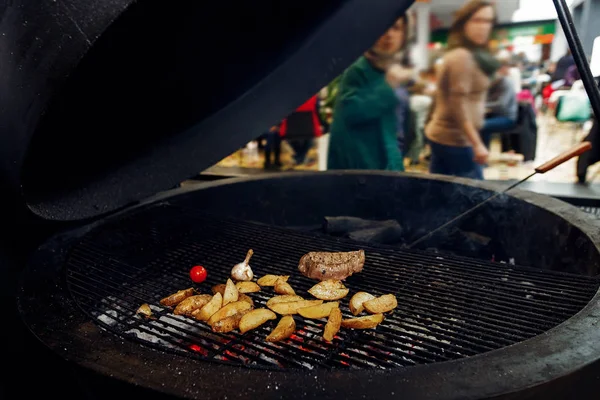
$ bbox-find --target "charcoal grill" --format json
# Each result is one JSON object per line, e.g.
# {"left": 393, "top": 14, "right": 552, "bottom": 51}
{"left": 4, "top": 0, "right": 600, "bottom": 399}
{"left": 17, "top": 172, "right": 600, "bottom": 399}
{"left": 61, "top": 206, "right": 598, "bottom": 370}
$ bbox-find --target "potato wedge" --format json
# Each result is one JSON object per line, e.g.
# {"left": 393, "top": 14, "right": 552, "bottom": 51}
{"left": 160, "top": 288, "right": 195, "bottom": 307}
{"left": 173, "top": 294, "right": 214, "bottom": 316}
{"left": 235, "top": 281, "right": 261, "bottom": 294}
{"left": 349, "top": 292, "right": 376, "bottom": 316}
{"left": 223, "top": 278, "right": 239, "bottom": 306}
{"left": 308, "top": 280, "right": 349, "bottom": 301}
{"left": 323, "top": 307, "right": 342, "bottom": 341}
{"left": 136, "top": 304, "right": 154, "bottom": 319}
{"left": 211, "top": 310, "right": 249, "bottom": 333}
{"left": 341, "top": 313, "right": 384, "bottom": 329}
{"left": 192, "top": 292, "right": 223, "bottom": 321}
{"left": 269, "top": 299, "right": 323, "bottom": 315}
{"left": 212, "top": 284, "right": 226, "bottom": 295}
{"left": 238, "top": 293, "right": 254, "bottom": 307}
{"left": 239, "top": 308, "right": 277, "bottom": 334}
{"left": 266, "top": 316, "right": 296, "bottom": 342}
{"left": 363, "top": 294, "right": 398, "bottom": 314}
{"left": 297, "top": 302, "right": 339, "bottom": 319}
{"left": 257, "top": 275, "right": 290, "bottom": 287}
{"left": 266, "top": 295, "right": 305, "bottom": 308}
{"left": 274, "top": 279, "right": 296, "bottom": 295}
{"left": 208, "top": 300, "right": 253, "bottom": 326}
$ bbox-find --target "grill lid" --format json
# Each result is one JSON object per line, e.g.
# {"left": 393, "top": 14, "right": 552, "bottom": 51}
{"left": 0, "top": 0, "right": 414, "bottom": 221}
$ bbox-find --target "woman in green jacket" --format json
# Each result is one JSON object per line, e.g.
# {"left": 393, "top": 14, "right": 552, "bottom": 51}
{"left": 327, "top": 14, "right": 412, "bottom": 171}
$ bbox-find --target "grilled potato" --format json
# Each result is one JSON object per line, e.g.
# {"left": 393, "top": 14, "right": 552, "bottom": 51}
{"left": 269, "top": 299, "right": 323, "bottom": 315}
{"left": 136, "top": 304, "right": 154, "bottom": 319}
{"left": 160, "top": 288, "right": 195, "bottom": 307}
{"left": 212, "top": 284, "right": 226, "bottom": 295}
{"left": 323, "top": 307, "right": 342, "bottom": 341}
{"left": 363, "top": 294, "right": 398, "bottom": 314}
{"left": 239, "top": 308, "right": 277, "bottom": 334}
{"left": 266, "top": 295, "right": 304, "bottom": 308}
{"left": 208, "top": 300, "right": 253, "bottom": 326}
{"left": 235, "top": 281, "right": 261, "bottom": 294}
{"left": 297, "top": 302, "right": 339, "bottom": 319}
{"left": 266, "top": 316, "right": 296, "bottom": 342}
{"left": 238, "top": 293, "right": 255, "bottom": 307}
{"left": 349, "top": 292, "right": 376, "bottom": 316}
{"left": 211, "top": 310, "right": 249, "bottom": 333}
{"left": 341, "top": 313, "right": 384, "bottom": 329}
{"left": 173, "top": 294, "right": 213, "bottom": 316}
{"left": 308, "top": 280, "right": 349, "bottom": 301}
{"left": 274, "top": 279, "right": 296, "bottom": 295}
{"left": 223, "top": 278, "right": 239, "bottom": 306}
{"left": 192, "top": 293, "right": 223, "bottom": 321}
{"left": 257, "top": 275, "right": 290, "bottom": 287}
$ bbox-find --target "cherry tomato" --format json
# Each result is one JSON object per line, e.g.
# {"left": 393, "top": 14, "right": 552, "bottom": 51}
{"left": 189, "top": 265, "right": 207, "bottom": 283}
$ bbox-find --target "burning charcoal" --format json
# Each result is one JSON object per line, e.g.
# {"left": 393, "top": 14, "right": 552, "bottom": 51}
{"left": 324, "top": 216, "right": 389, "bottom": 235}
{"left": 324, "top": 217, "right": 403, "bottom": 244}
{"left": 348, "top": 220, "right": 404, "bottom": 244}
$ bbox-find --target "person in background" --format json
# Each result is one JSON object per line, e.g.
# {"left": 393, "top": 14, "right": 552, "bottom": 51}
{"left": 327, "top": 13, "right": 413, "bottom": 171}
{"left": 552, "top": 49, "right": 576, "bottom": 83}
{"left": 263, "top": 124, "right": 282, "bottom": 169}
{"left": 480, "top": 58, "right": 518, "bottom": 149}
{"left": 496, "top": 50, "right": 522, "bottom": 93}
{"left": 280, "top": 94, "right": 323, "bottom": 166}
{"left": 565, "top": 64, "right": 581, "bottom": 87}
{"left": 425, "top": 0, "right": 499, "bottom": 180}
{"left": 406, "top": 82, "right": 433, "bottom": 165}
{"left": 517, "top": 82, "right": 537, "bottom": 114}
{"left": 418, "top": 68, "right": 438, "bottom": 96}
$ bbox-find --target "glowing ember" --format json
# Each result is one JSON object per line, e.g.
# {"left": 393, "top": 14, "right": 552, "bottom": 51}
{"left": 189, "top": 344, "right": 209, "bottom": 356}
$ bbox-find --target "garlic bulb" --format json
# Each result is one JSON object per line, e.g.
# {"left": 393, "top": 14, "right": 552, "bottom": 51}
{"left": 231, "top": 249, "right": 254, "bottom": 281}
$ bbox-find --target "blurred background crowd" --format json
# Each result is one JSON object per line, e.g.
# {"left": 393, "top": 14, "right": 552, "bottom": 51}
{"left": 211, "top": 0, "right": 600, "bottom": 185}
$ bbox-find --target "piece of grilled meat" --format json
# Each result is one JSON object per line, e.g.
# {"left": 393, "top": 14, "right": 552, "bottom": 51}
{"left": 298, "top": 250, "right": 365, "bottom": 281}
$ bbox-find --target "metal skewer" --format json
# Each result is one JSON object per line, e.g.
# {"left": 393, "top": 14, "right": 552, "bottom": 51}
{"left": 407, "top": 142, "right": 592, "bottom": 249}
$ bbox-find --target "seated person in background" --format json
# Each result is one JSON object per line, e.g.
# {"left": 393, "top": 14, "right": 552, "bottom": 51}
{"left": 480, "top": 58, "right": 518, "bottom": 149}
{"left": 517, "top": 83, "right": 537, "bottom": 114}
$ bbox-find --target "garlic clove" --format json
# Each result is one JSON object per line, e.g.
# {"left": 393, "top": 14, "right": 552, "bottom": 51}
{"left": 231, "top": 249, "right": 254, "bottom": 281}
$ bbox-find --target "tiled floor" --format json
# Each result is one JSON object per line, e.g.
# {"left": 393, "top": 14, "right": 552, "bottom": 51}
{"left": 213, "top": 112, "right": 600, "bottom": 184}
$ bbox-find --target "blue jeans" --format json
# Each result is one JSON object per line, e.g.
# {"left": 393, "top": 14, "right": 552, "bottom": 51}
{"left": 429, "top": 141, "right": 484, "bottom": 180}
{"left": 481, "top": 116, "right": 517, "bottom": 149}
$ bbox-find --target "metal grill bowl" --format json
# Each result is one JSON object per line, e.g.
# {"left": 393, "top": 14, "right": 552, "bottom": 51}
{"left": 18, "top": 172, "right": 600, "bottom": 400}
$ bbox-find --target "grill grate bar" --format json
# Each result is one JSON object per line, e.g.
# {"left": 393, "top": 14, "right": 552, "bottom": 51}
{"left": 68, "top": 254, "right": 465, "bottom": 366}
{"left": 212, "top": 216, "right": 598, "bottom": 292}
{"left": 85, "top": 220, "right": 580, "bottom": 348}
{"left": 211, "top": 220, "right": 597, "bottom": 301}
{"left": 176, "top": 235, "right": 573, "bottom": 333}
{"left": 68, "top": 277, "right": 320, "bottom": 369}
{"left": 72, "top": 220, "right": 576, "bottom": 348}
{"left": 64, "top": 205, "right": 599, "bottom": 371}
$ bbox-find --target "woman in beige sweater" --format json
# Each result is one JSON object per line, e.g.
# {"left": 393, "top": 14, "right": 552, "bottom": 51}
{"left": 425, "top": 0, "right": 499, "bottom": 180}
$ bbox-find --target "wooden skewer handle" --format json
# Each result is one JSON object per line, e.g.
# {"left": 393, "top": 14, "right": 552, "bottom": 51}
{"left": 535, "top": 142, "right": 592, "bottom": 174}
